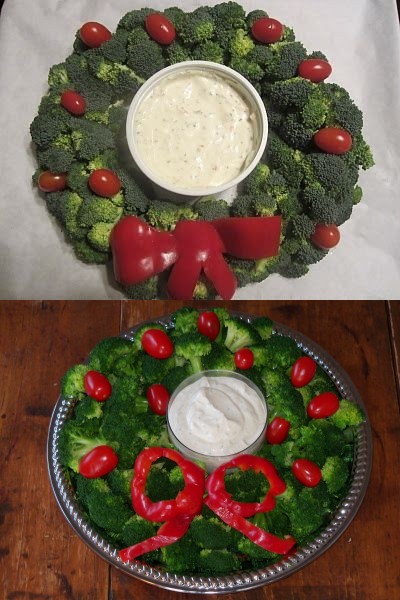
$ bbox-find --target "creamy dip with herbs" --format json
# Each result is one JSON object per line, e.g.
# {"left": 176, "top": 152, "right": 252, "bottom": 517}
{"left": 167, "top": 375, "right": 267, "bottom": 457}
{"left": 133, "top": 69, "right": 258, "bottom": 189}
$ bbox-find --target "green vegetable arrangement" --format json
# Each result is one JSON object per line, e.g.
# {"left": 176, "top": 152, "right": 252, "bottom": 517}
{"left": 58, "top": 307, "right": 365, "bottom": 576}
{"left": 31, "top": 3, "right": 374, "bottom": 299}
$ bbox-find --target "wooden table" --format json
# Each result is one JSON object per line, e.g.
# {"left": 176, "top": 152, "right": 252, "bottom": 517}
{"left": 1, "top": 300, "right": 399, "bottom": 600}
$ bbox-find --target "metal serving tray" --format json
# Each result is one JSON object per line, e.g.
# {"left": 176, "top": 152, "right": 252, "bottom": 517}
{"left": 47, "top": 314, "right": 372, "bottom": 594}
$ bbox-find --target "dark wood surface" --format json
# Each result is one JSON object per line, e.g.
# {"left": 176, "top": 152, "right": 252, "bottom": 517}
{"left": 1, "top": 300, "right": 399, "bottom": 600}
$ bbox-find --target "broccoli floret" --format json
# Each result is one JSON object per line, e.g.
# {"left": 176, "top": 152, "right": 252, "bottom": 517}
{"left": 303, "top": 185, "right": 338, "bottom": 225}
{"left": 295, "top": 420, "right": 347, "bottom": 467}
{"left": 63, "top": 192, "right": 89, "bottom": 241}
{"left": 243, "top": 162, "right": 270, "bottom": 195}
{"left": 225, "top": 467, "right": 269, "bottom": 502}
{"left": 286, "top": 483, "right": 333, "bottom": 542}
{"left": 146, "top": 200, "right": 198, "bottom": 231}
{"left": 171, "top": 307, "right": 199, "bottom": 334}
{"left": 98, "top": 30, "right": 130, "bottom": 64}
{"left": 229, "top": 56, "right": 264, "bottom": 84}
{"left": 61, "top": 364, "right": 90, "bottom": 398}
{"left": 266, "top": 133, "right": 305, "bottom": 191}
{"left": 139, "top": 352, "right": 174, "bottom": 385}
{"left": 230, "top": 194, "right": 256, "bottom": 217}
{"left": 308, "top": 50, "right": 329, "bottom": 61}
{"left": 161, "top": 364, "right": 191, "bottom": 394}
{"left": 166, "top": 41, "right": 192, "bottom": 64}
{"left": 192, "top": 40, "right": 224, "bottom": 63}
{"left": 118, "top": 168, "right": 150, "bottom": 215}
{"left": 321, "top": 456, "right": 349, "bottom": 495}
{"left": 77, "top": 196, "right": 122, "bottom": 227}
{"left": 270, "top": 77, "right": 314, "bottom": 110}
{"left": 229, "top": 29, "right": 255, "bottom": 57}
{"left": 201, "top": 343, "right": 235, "bottom": 371}
{"left": 117, "top": 8, "right": 156, "bottom": 31}
{"left": 308, "top": 366, "right": 340, "bottom": 397}
{"left": 86, "top": 222, "right": 114, "bottom": 252}
{"left": 65, "top": 53, "right": 113, "bottom": 111}
{"left": 179, "top": 7, "right": 215, "bottom": 44}
{"left": 246, "top": 9, "right": 269, "bottom": 27}
{"left": 280, "top": 113, "right": 315, "bottom": 150}
{"left": 344, "top": 135, "right": 375, "bottom": 171}
{"left": 69, "top": 118, "right": 116, "bottom": 161}
{"left": 48, "top": 62, "right": 70, "bottom": 91}
{"left": 173, "top": 332, "right": 212, "bottom": 373}
{"left": 295, "top": 240, "right": 328, "bottom": 265}
{"left": 289, "top": 214, "right": 315, "bottom": 240}
{"left": 161, "top": 536, "right": 199, "bottom": 573}
{"left": 262, "top": 334, "right": 302, "bottom": 370}
{"left": 126, "top": 39, "right": 166, "bottom": 79}
{"left": 198, "top": 548, "right": 240, "bottom": 575}
{"left": 122, "top": 278, "right": 159, "bottom": 300}
{"left": 328, "top": 399, "right": 364, "bottom": 430}
{"left": 246, "top": 344, "right": 271, "bottom": 368}
{"left": 107, "top": 467, "right": 133, "bottom": 502}
{"left": 121, "top": 515, "right": 160, "bottom": 561}
{"left": 87, "top": 51, "right": 143, "bottom": 96}
{"left": 264, "top": 42, "right": 307, "bottom": 82}
{"left": 193, "top": 196, "right": 230, "bottom": 220}
{"left": 324, "top": 84, "right": 364, "bottom": 137}
{"left": 211, "top": 2, "right": 246, "bottom": 31}
{"left": 74, "top": 397, "right": 103, "bottom": 422}
{"left": 301, "top": 87, "right": 331, "bottom": 130}
{"left": 190, "top": 515, "right": 232, "bottom": 549}
{"left": 304, "top": 152, "right": 354, "bottom": 196}
{"left": 58, "top": 419, "right": 107, "bottom": 472}
{"left": 252, "top": 316, "right": 273, "bottom": 341}
{"left": 36, "top": 146, "right": 75, "bottom": 173}
{"left": 30, "top": 108, "right": 71, "bottom": 149}
{"left": 82, "top": 477, "right": 132, "bottom": 536}
{"left": 223, "top": 317, "right": 261, "bottom": 352}
{"left": 89, "top": 336, "right": 133, "bottom": 373}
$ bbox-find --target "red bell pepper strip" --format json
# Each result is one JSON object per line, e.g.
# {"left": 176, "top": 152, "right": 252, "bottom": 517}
{"left": 119, "top": 513, "right": 193, "bottom": 562}
{"left": 131, "top": 447, "right": 205, "bottom": 522}
{"left": 204, "top": 494, "right": 296, "bottom": 555}
{"left": 206, "top": 454, "right": 287, "bottom": 517}
{"left": 213, "top": 216, "right": 282, "bottom": 260}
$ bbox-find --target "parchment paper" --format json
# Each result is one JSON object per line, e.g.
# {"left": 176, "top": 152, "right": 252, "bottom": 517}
{"left": 1, "top": 0, "right": 399, "bottom": 299}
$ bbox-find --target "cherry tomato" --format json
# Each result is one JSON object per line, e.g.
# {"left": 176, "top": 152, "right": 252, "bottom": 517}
{"left": 84, "top": 370, "right": 112, "bottom": 402}
{"left": 80, "top": 22, "right": 112, "bottom": 48}
{"left": 234, "top": 348, "right": 254, "bottom": 370}
{"left": 60, "top": 90, "right": 86, "bottom": 116}
{"left": 251, "top": 17, "right": 284, "bottom": 44}
{"left": 314, "top": 127, "right": 352, "bottom": 155}
{"left": 307, "top": 391, "right": 340, "bottom": 419}
{"left": 292, "top": 458, "right": 322, "bottom": 487}
{"left": 141, "top": 329, "right": 174, "bottom": 359}
{"left": 88, "top": 169, "right": 121, "bottom": 197}
{"left": 145, "top": 13, "right": 176, "bottom": 45}
{"left": 198, "top": 312, "right": 220, "bottom": 341}
{"left": 298, "top": 59, "right": 332, "bottom": 83}
{"left": 146, "top": 383, "right": 170, "bottom": 415}
{"left": 311, "top": 223, "right": 340, "bottom": 250}
{"left": 266, "top": 417, "right": 290, "bottom": 444}
{"left": 290, "top": 356, "right": 317, "bottom": 388}
{"left": 38, "top": 171, "right": 67, "bottom": 192}
{"left": 79, "top": 445, "right": 118, "bottom": 478}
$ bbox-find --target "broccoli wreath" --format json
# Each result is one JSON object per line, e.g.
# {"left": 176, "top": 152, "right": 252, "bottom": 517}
{"left": 30, "top": 3, "right": 374, "bottom": 299}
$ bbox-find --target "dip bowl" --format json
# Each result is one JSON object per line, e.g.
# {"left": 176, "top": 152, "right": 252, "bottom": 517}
{"left": 166, "top": 369, "right": 268, "bottom": 472}
{"left": 126, "top": 61, "right": 268, "bottom": 203}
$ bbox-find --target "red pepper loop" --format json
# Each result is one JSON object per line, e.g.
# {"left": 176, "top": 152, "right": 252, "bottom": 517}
{"left": 131, "top": 447, "right": 205, "bottom": 522}
{"left": 111, "top": 215, "right": 282, "bottom": 300}
{"left": 206, "top": 454, "right": 287, "bottom": 517}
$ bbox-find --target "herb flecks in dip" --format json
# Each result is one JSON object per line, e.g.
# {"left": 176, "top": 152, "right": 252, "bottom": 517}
{"left": 133, "top": 69, "right": 258, "bottom": 190}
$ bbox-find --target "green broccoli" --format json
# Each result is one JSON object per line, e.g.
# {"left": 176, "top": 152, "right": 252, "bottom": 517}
{"left": 321, "top": 456, "right": 349, "bottom": 495}
{"left": 328, "top": 399, "right": 364, "bottom": 430}
{"left": 58, "top": 418, "right": 107, "bottom": 472}
{"left": 201, "top": 343, "right": 235, "bottom": 371}
{"left": 121, "top": 515, "right": 160, "bottom": 561}
{"left": 173, "top": 332, "right": 212, "bottom": 373}
{"left": 246, "top": 9, "right": 269, "bottom": 27}
{"left": 265, "top": 132, "right": 305, "bottom": 191}
{"left": 264, "top": 42, "right": 307, "bottom": 82}
{"left": 197, "top": 548, "right": 240, "bottom": 575}
{"left": 122, "top": 278, "right": 159, "bottom": 300}
{"left": 126, "top": 39, "right": 166, "bottom": 79}
{"left": 251, "top": 317, "right": 273, "bottom": 341}
{"left": 190, "top": 515, "right": 232, "bottom": 549}
{"left": 73, "top": 240, "right": 109, "bottom": 264}
{"left": 229, "top": 29, "right": 255, "bottom": 57}
{"left": 107, "top": 467, "right": 133, "bottom": 502}
{"left": 194, "top": 196, "right": 230, "bottom": 220}
{"left": 163, "top": 7, "right": 188, "bottom": 30}
{"left": 179, "top": 7, "right": 215, "bottom": 44}
{"left": 48, "top": 62, "right": 70, "bottom": 91}
{"left": 117, "top": 168, "right": 150, "bottom": 215}
{"left": 146, "top": 200, "right": 198, "bottom": 231}
{"left": 270, "top": 77, "right": 314, "bottom": 110}
{"left": 78, "top": 476, "right": 131, "bottom": 536}
{"left": 87, "top": 222, "right": 115, "bottom": 251}
{"left": 161, "top": 364, "right": 191, "bottom": 394}
{"left": 77, "top": 197, "right": 122, "bottom": 227}
{"left": 161, "top": 536, "right": 199, "bottom": 573}
{"left": 286, "top": 483, "right": 333, "bottom": 542}
{"left": 139, "top": 352, "right": 174, "bottom": 384}
{"left": 223, "top": 317, "right": 261, "bottom": 352}
{"left": 280, "top": 113, "right": 315, "bottom": 150}
{"left": 36, "top": 146, "right": 75, "bottom": 173}
{"left": 211, "top": 2, "right": 247, "bottom": 32}
{"left": 88, "top": 336, "right": 133, "bottom": 373}
{"left": 295, "top": 420, "right": 347, "bottom": 467}
{"left": 98, "top": 30, "right": 130, "bottom": 64}
{"left": 171, "top": 307, "right": 199, "bottom": 334}
{"left": 86, "top": 50, "right": 144, "bottom": 96}
{"left": 166, "top": 41, "right": 192, "bottom": 64}
{"left": 117, "top": 8, "right": 156, "bottom": 31}
{"left": 262, "top": 334, "right": 302, "bottom": 370}
{"left": 61, "top": 364, "right": 90, "bottom": 398}
{"left": 69, "top": 118, "right": 116, "bottom": 161}
{"left": 229, "top": 56, "right": 264, "bottom": 84}
{"left": 192, "top": 40, "right": 225, "bottom": 63}
{"left": 74, "top": 397, "right": 103, "bottom": 422}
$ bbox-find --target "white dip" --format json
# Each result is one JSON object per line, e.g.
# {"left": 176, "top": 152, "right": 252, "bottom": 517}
{"left": 133, "top": 69, "right": 258, "bottom": 189}
{"left": 167, "top": 374, "right": 267, "bottom": 457}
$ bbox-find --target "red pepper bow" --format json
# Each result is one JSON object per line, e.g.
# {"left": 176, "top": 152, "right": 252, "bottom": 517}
{"left": 111, "top": 215, "right": 282, "bottom": 300}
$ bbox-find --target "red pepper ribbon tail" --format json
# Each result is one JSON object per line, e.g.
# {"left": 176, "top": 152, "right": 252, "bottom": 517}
{"left": 118, "top": 514, "right": 193, "bottom": 563}
{"left": 204, "top": 495, "right": 296, "bottom": 555}
{"left": 213, "top": 216, "right": 282, "bottom": 259}
{"left": 203, "top": 253, "right": 237, "bottom": 300}
{"left": 167, "top": 256, "right": 203, "bottom": 300}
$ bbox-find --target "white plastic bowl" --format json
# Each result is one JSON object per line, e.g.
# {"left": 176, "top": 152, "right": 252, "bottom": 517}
{"left": 126, "top": 61, "right": 268, "bottom": 203}
{"left": 166, "top": 370, "right": 268, "bottom": 472}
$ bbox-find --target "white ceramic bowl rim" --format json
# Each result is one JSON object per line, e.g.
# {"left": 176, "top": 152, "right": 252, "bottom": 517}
{"left": 126, "top": 61, "right": 269, "bottom": 198}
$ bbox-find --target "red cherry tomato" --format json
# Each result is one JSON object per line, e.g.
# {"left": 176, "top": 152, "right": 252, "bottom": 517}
{"left": 146, "top": 383, "right": 170, "bottom": 415}
{"left": 141, "top": 329, "right": 174, "bottom": 359}
{"left": 292, "top": 458, "right": 322, "bottom": 487}
{"left": 198, "top": 312, "right": 220, "bottom": 341}
{"left": 307, "top": 392, "right": 340, "bottom": 419}
{"left": 60, "top": 90, "right": 86, "bottom": 116}
{"left": 251, "top": 17, "right": 284, "bottom": 44}
{"left": 266, "top": 417, "right": 290, "bottom": 444}
{"left": 145, "top": 13, "right": 176, "bottom": 45}
{"left": 290, "top": 356, "right": 317, "bottom": 388}
{"left": 38, "top": 171, "right": 67, "bottom": 192}
{"left": 314, "top": 128, "right": 353, "bottom": 155}
{"left": 79, "top": 445, "right": 118, "bottom": 478}
{"left": 298, "top": 59, "right": 332, "bottom": 83}
{"left": 311, "top": 223, "right": 340, "bottom": 250}
{"left": 80, "top": 22, "right": 112, "bottom": 48}
{"left": 234, "top": 348, "right": 254, "bottom": 370}
{"left": 88, "top": 169, "right": 121, "bottom": 197}
{"left": 84, "top": 370, "right": 112, "bottom": 402}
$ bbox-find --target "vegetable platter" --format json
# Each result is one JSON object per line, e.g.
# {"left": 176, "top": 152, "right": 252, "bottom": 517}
{"left": 30, "top": 2, "right": 375, "bottom": 300}
{"left": 47, "top": 308, "right": 372, "bottom": 593}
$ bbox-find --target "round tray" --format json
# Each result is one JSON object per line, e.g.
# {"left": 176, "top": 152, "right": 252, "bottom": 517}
{"left": 47, "top": 314, "right": 372, "bottom": 594}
